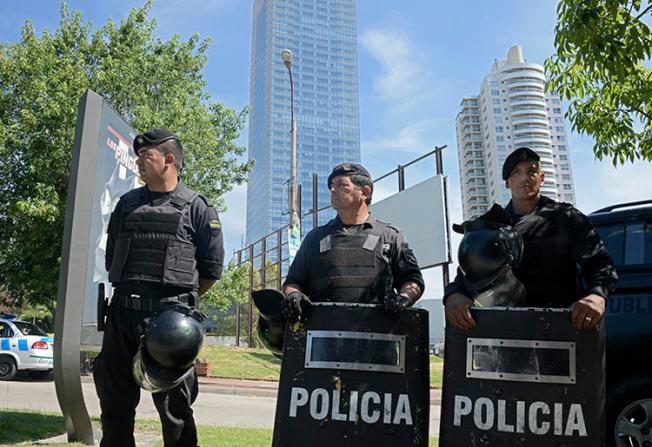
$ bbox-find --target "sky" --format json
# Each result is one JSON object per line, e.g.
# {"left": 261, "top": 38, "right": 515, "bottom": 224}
{"left": 1, "top": 0, "right": 650, "bottom": 300}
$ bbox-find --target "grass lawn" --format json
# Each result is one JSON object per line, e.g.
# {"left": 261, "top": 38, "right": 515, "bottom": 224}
{"left": 0, "top": 410, "right": 438, "bottom": 446}
{"left": 200, "top": 345, "right": 444, "bottom": 388}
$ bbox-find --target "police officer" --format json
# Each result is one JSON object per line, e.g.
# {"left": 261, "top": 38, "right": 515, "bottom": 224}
{"left": 282, "top": 163, "right": 424, "bottom": 319}
{"left": 445, "top": 147, "right": 617, "bottom": 330}
{"left": 94, "top": 129, "right": 224, "bottom": 447}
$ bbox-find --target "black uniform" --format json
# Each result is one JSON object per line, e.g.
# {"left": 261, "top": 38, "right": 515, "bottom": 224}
{"left": 444, "top": 195, "right": 618, "bottom": 307}
{"left": 284, "top": 213, "right": 424, "bottom": 303}
{"left": 94, "top": 180, "right": 224, "bottom": 447}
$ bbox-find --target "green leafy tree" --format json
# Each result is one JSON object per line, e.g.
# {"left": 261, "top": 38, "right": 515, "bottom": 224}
{"left": 200, "top": 259, "right": 280, "bottom": 345}
{"left": 546, "top": 0, "right": 652, "bottom": 164}
{"left": 0, "top": 2, "right": 252, "bottom": 311}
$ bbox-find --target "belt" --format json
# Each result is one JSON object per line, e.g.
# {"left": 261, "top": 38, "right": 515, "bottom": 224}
{"left": 113, "top": 291, "right": 196, "bottom": 312}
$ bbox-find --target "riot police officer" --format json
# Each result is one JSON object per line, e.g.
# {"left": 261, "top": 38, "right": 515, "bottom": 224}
{"left": 282, "top": 163, "right": 424, "bottom": 320}
{"left": 445, "top": 147, "right": 617, "bottom": 330}
{"left": 94, "top": 129, "right": 224, "bottom": 447}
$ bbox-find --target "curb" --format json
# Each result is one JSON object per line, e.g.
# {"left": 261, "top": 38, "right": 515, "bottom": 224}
{"left": 80, "top": 375, "right": 442, "bottom": 404}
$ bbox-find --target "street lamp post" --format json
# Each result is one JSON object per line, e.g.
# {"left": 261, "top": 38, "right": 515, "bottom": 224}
{"left": 281, "top": 49, "right": 298, "bottom": 227}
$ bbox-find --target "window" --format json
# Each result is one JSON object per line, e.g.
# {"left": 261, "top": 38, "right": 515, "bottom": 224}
{"left": 495, "top": 126, "right": 503, "bottom": 132}
{"left": 492, "top": 98, "right": 500, "bottom": 105}
{"left": 557, "top": 135, "right": 566, "bottom": 141}
{"left": 553, "top": 108, "right": 562, "bottom": 114}
{"left": 496, "top": 136, "right": 505, "bottom": 142}
{"left": 0, "top": 322, "right": 14, "bottom": 338}
{"left": 559, "top": 155, "right": 568, "bottom": 160}
{"left": 556, "top": 126, "right": 565, "bottom": 132}
{"left": 624, "top": 220, "right": 652, "bottom": 265}
{"left": 558, "top": 145, "right": 567, "bottom": 151}
{"left": 596, "top": 224, "right": 625, "bottom": 266}
{"left": 491, "top": 89, "right": 500, "bottom": 96}
{"left": 551, "top": 98, "right": 561, "bottom": 104}
{"left": 554, "top": 117, "right": 563, "bottom": 123}
{"left": 493, "top": 107, "right": 502, "bottom": 114}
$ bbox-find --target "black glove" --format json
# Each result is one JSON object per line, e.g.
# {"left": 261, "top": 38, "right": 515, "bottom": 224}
{"left": 384, "top": 292, "right": 412, "bottom": 316}
{"left": 281, "top": 291, "right": 312, "bottom": 322}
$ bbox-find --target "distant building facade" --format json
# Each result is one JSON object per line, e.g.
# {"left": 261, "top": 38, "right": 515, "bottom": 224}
{"left": 456, "top": 45, "right": 576, "bottom": 220}
{"left": 246, "top": 0, "right": 361, "bottom": 244}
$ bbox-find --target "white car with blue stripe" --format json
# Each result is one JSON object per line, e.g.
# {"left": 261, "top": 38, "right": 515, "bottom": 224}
{"left": 0, "top": 314, "right": 54, "bottom": 380}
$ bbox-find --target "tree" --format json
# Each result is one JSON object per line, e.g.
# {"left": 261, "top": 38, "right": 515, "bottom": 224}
{"left": 0, "top": 2, "right": 253, "bottom": 311}
{"left": 546, "top": 0, "right": 652, "bottom": 164}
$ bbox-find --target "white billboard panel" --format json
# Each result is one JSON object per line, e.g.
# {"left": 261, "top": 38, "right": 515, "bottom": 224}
{"left": 370, "top": 175, "right": 448, "bottom": 268}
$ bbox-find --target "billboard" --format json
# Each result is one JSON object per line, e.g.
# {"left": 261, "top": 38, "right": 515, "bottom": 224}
{"left": 80, "top": 98, "right": 140, "bottom": 347}
{"left": 371, "top": 175, "right": 448, "bottom": 269}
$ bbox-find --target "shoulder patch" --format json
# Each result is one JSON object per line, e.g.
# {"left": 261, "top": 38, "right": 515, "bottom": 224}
{"left": 209, "top": 218, "right": 221, "bottom": 230}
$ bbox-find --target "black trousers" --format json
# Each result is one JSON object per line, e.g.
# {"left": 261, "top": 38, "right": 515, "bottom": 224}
{"left": 93, "top": 302, "right": 199, "bottom": 447}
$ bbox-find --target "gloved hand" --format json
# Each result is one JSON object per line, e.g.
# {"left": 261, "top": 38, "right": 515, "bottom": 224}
{"left": 384, "top": 291, "right": 412, "bottom": 316}
{"left": 281, "top": 291, "right": 312, "bottom": 322}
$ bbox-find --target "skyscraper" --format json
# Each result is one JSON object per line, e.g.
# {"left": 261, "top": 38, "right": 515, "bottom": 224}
{"left": 456, "top": 45, "right": 576, "bottom": 220}
{"left": 246, "top": 0, "right": 361, "bottom": 244}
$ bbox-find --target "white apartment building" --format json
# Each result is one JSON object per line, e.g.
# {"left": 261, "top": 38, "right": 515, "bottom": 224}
{"left": 456, "top": 45, "right": 576, "bottom": 220}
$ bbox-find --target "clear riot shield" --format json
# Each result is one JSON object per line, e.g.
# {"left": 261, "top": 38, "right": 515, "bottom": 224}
{"left": 272, "top": 303, "right": 430, "bottom": 447}
{"left": 439, "top": 307, "right": 605, "bottom": 446}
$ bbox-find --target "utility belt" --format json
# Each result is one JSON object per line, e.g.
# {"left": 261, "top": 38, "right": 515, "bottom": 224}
{"left": 112, "top": 290, "right": 197, "bottom": 312}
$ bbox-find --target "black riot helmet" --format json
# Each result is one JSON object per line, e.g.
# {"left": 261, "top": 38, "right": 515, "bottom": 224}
{"left": 253, "top": 289, "right": 286, "bottom": 359}
{"left": 456, "top": 221, "right": 524, "bottom": 293}
{"left": 132, "top": 304, "right": 205, "bottom": 392}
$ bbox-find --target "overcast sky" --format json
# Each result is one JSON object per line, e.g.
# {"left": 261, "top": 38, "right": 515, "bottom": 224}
{"left": 2, "top": 0, "right": 650, "bottom": 299}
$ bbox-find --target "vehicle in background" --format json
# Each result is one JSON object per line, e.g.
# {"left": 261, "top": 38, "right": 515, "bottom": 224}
{"left": 589, "top": 200, "right": 652, "bottom": 447}
{"left": 0, "top": 313, "right": 54, "bottom": 380}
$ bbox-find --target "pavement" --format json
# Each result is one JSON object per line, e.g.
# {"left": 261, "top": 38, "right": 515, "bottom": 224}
{"left": 1, "top": 375, "right": 441, "bottom": 445}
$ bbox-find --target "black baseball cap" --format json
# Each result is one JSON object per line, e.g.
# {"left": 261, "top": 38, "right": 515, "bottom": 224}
{"left": 133, "top": 128, "right": 180, "bottom": 152}
{"left": 502, "top": 147, "right": 540, "bottom": 180}
{"left": 327, "top": 163, "right": 372, "bottom": 189}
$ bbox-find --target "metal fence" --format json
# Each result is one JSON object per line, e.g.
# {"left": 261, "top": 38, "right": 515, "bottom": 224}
{"left": 232, "top": 146, "right": 450, "bottom": 347}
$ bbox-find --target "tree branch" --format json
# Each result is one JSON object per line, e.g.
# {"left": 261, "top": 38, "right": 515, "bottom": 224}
{"left": 635, "top": 3, "right": 652, "bottom": 21}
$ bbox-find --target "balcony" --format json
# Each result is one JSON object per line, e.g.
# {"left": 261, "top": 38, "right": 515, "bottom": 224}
{"left": 507, "top": 78, "right": 545, "bottom": 91}
{"left": 511, "top": 108, "right": 547, "bottom": 118}
{"left": 510, "top": 98, "right": 546, "bottom": 108}
{"left": 511, "top": 116, "right": 549, "bottom": 126}
{"left": 509, "top": 90, "right": 545, "bottom": 100}
{"left": 502, "top": 69, "right": 546, "bottom": 82}
{"left": 513, "top": 135, "right": 551, "bottom": 145}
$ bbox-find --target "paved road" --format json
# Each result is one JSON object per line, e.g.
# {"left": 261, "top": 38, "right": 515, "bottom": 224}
{"left": 0, "top": 377, "right": 441, "bottom": 437}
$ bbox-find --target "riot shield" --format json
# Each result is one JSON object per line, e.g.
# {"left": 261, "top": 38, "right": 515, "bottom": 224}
{"left": 439, "top": 307, "right": 605, "bottom": 446}
{"left": 272, "top": 303, "right": 430, "bottom": 447}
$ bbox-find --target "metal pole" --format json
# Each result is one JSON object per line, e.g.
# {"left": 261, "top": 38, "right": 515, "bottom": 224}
{"left": 235, "top": 250, "right": 242, "bottom": 347}
{"left": 261, "top": 238, "right": 267, "bottom": 289}
{"left": 288, "top": 66, "right": 298, "bottom": 227}
{"left": 436, "top": 147, "right": 451, "bottom": 288}
{"left": 398, "top": 165, "right": 405, "bottom": 191}
{"left": 248, "top": 244, "right": 254, "bottom": 347}
{"left": 276, "top": 229, "right": 283, "bottom": 290}
{"left": 312, "top": 173, "right": 318, "bottom": 230}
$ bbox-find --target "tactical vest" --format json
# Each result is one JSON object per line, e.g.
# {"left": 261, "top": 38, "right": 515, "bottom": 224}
{"left": 108, "top": 184, "right": 199, "bottom": 290}
{"left": 512, "top": 202, "right": 580, "bottom": 308}
{"left": 310, "top": 230, "right": 393, "bottom": 303}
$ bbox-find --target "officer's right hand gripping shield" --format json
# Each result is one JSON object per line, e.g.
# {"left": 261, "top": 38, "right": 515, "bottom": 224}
{"left": 270, "top": 302, "right": 430, "bottom": 447}
{"left": 439, "top": 308, "right": 605, "bottom": 446}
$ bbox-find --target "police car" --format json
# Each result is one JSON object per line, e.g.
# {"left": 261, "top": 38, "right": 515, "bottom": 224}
{"left": 590, "top": 200, "right": 652, "bottom": 447}
{"left": 0, "top": 313, "right": 54, "bottom": 380}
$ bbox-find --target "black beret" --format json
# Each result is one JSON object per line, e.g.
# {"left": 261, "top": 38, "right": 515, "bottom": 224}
{"left": 502, "top": 147, "right": 540, "bottom": 180}
{"left": 133, "top": 128, "right": 180, "bottom": 152}
{"left": 327, "top": 163, "right": 372, "bottom": 189}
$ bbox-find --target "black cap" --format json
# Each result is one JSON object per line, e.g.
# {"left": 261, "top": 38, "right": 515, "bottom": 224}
{"left": 133, "top": 128, "right": 180, "bottom": 152}
{"left": 502, "top": 147, "right": 540, "bottom": 180}
{"left": 327, "top": 163, "right": 372, "bottom": 189}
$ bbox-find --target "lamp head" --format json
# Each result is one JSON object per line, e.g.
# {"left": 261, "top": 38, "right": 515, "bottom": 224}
{"left": 281, "top": 49, "right": 293, "bottom": 69}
